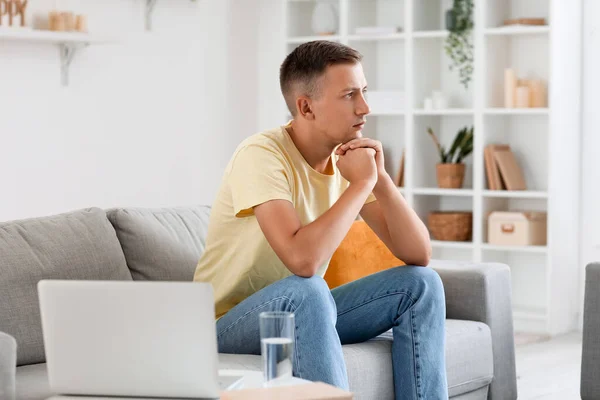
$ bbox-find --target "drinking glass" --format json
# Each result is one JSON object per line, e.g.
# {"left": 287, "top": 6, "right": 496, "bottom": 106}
{"left": 259, "top": 311, "right": 295, "bottom": 385}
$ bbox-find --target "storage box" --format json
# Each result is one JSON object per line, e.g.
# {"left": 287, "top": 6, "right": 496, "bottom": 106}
{"left": 221, "top": 381, "right": 353, "bottom": 399}
{"left": 488, "top": 211, "right": 547, "bottom": 246}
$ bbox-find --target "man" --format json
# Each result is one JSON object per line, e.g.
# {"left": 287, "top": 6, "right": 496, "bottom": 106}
{"left": 194, "top": 40, "right": 448, "bottom": 399}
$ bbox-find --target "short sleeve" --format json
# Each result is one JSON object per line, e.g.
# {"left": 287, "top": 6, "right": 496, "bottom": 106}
{"left": 228, "top": 145, "right": 293, "bottom": 218}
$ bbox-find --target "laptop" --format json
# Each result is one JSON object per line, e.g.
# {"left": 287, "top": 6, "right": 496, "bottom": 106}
{"left": 38, "top": 280, "right": 244, "bottom": 399}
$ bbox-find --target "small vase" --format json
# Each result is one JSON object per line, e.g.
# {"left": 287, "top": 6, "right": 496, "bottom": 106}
{"left": 445, "top": 9, "right": 457, "bottom": 31}
{"left": 311, "top": 2, "right": 338, "bottom": 36}
{"left": 436, "top": 163, "right": 465, "bottom": 189}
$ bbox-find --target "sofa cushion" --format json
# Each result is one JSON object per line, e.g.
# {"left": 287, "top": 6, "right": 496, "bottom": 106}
{"left": 106, "top": 206, "right": 211, "bottom": 282}
{"left": 15, "top": 363, "right": 50, "bottom": 400}
{"left": 0, "top": 208, "right": 132, "bottom": 367}
{"left": 220, "top": 319, "right": 493, "bottom": 399}
{"left": 15, "top": 319, "right": 492, "bottom": 400}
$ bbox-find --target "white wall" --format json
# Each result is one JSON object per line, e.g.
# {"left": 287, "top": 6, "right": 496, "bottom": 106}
{"left": 258, "top": 0, "right": 287, "bottom": 131}
{"left": 1, "top": 0, "right": 260, "bottom": 222}
{"left": 579, "top": 0, "right": 600, "bottom": 326}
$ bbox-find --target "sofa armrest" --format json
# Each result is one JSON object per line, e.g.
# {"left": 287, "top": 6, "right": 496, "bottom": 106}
{"left": 0, "top": 331, "right": 17, "bottom": 400}
{"left": 430, "top": 260, "right": 517, "bottom": 400}
{"left": 581, "top": 262, "right": 600, "bottom": 400}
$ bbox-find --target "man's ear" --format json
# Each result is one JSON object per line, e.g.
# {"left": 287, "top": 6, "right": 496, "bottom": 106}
{"left": 296, "top": 96, "right": 315, "bottom": 120}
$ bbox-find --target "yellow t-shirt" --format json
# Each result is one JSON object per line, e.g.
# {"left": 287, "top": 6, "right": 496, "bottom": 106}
{"left": 193, "top": 122, "right": 376, "bottom": 319}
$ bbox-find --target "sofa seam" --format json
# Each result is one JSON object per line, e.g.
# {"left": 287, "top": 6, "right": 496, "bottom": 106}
{"left": 448, "top": 375, "right": 495, "bottom": 391}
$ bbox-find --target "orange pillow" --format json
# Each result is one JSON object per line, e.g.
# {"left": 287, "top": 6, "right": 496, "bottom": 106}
{"left": 324, "top": 220, "right": 405, "bottom": 290}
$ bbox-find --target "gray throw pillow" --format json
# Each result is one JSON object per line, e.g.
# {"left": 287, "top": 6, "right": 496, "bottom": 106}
{"left": 106, "top": 206, "right": 211, "bottom": 282}
{"left": 0, "top": 208, "right": 132, "bottom": 366}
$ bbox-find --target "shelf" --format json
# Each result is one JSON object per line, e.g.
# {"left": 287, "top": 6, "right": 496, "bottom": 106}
{"left": 431, "top": 240, "right": 474, "bottom": 250}
{"left": 348, "top": 33, "right": 405, "bottom": 42}
{"left": 0, "top": 27, "right": 115, "bottom": 86}
{"left": 0, "top": 27, "right": 112, "bottom": 44}
{"left": 484, "top": 108, "right": 549, "bottom": 115}
{"left": 413, "top": 109, "right": 474, "bottom": 116}
{"left": 485, "top": 26, "right": 550, "bottom": 37}
{"left": 280, "top": 0, "right": 582, "bottom": 337}
{"left": 369, "top": 110, "right": 405, "bottom": 116}
{"left": 413, "top": 188, "right": 474, "bottom": 197}
{"left": 287, "top": 35, "right": 341, "bottom": 44}
{"left": 482, "top": 244, "right": 548, "bottom": 254}
{"left": 412, "top": 30, "right": 448, "bottom": 39}
{"left": 482, "top": 190, "right": 548, "bottom": 199}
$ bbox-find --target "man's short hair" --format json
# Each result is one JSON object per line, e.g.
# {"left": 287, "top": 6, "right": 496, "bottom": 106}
{"left": 279, "top": 41, "right": 363, "bottom": 116}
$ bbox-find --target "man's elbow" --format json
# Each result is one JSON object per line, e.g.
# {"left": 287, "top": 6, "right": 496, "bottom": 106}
{"left": 288, "top": 254, "right": 319, "bottom": 278}
{"left": 398, "top": 244, "right": 432, "bottom": 267}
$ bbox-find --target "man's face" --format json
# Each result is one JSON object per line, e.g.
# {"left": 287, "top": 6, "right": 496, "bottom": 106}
{"left": 310, "top": 62, "right": 370, "bottom": 145}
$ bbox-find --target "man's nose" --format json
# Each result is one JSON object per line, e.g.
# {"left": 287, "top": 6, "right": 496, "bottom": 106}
{"left": 356, "top": 92, "right": 371, "bottom": 116}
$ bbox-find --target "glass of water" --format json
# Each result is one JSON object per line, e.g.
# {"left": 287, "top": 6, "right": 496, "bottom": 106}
{"left": 259, "top": 311, "right": 295, "bottom": 385}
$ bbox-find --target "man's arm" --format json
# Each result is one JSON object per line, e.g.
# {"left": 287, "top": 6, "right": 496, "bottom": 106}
{"left": 360, "top": 174, "right": 432, "bottom": 266}
{"left": 253, "top": 147, "right": 378, "bottom": 278}
{"left": 254, "top": 181, "right": 373, "bottom": 278}
{"left": 336, "top": 138, "right": 431, "bottom": 266}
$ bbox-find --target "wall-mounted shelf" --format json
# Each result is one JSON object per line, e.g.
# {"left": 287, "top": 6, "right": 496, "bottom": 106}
{"left": 0, "top": 27, "right": 115, "bottom": 86}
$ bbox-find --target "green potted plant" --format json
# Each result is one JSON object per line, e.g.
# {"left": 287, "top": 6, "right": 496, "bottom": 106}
{"left": 427, "top": 125, "right": 474, "bottom": 189}
{"left": 444, "top": 0, "right": 474, "bottom": 89}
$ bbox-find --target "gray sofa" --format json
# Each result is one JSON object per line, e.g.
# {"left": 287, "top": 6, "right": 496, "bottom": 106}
{"left": 581, "top": 262, "right": 600, "bottom": 399}
{"left": 0, "top": 206, "right": 517, "bottom": 400}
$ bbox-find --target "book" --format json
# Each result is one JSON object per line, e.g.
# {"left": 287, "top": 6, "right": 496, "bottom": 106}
{"left": 484, "top": 144, "right": 510, "bottom": 190}
{"left": 395, "top": 149, "right": 405, "bottom": 187}
{"left": 493, "top": 149, "right": 527, "bottom": 190}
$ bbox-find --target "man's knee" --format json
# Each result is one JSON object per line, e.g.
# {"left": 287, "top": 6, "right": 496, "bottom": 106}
{"left": 390, "top": 266, "right": 445, "bottom": 305}
{"left": 285, "top": 275, "right": 336, "bottom": 315}
{"left": 413, "top": 267, "right": 445, "bottom": 310}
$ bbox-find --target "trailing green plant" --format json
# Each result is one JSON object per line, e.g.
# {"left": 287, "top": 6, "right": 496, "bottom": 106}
{"left": 427, "top": 126, "right": 474, "bottom": 164}
{"left": 444, "top": 0, "right": 474, "bottom": 89}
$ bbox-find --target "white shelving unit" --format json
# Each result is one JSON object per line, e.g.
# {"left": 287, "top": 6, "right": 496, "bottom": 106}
{"left": 281, "top": 0, "right": 581, "bottom": 336}
{"left": 0, "top": 27, "right": 115, "bottom": 86}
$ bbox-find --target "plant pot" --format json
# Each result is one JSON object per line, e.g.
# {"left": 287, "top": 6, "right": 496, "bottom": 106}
{"left": 428, "top": 211, "right": 473, "bottom": 242}
{"left": 436, "top": 163, "right": 465, "bottom": 189}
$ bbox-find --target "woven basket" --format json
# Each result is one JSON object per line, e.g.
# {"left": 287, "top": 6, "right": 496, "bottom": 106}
{"left": 436, "top": 163, "right": 466, "bottom": 189}
{"left": 428, "top": 212, "right": 473, "bottom": 242}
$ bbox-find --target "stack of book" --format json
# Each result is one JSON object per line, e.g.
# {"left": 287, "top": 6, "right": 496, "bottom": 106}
{"left": 484, "top": 144, "right": 527, "bottom": 190}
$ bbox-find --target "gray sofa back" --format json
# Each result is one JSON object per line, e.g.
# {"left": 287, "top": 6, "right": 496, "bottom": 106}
{"left": 0, "top": 208, "right": 133, "bottom": 366}
{"left": 0, "top": 205, "right": 212, "bottom": 367}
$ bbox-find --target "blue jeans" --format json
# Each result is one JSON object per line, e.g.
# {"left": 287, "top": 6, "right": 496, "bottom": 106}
{"left": 216, "top": 266, "right": 448, "bottom": 400}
